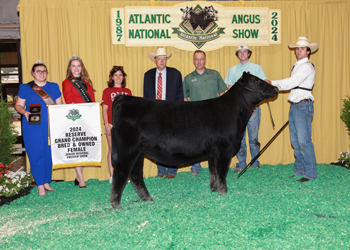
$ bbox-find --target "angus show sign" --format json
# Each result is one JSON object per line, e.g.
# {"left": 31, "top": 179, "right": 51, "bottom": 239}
{"left": 111, "top": 2, "right": 280, "bottom": 51}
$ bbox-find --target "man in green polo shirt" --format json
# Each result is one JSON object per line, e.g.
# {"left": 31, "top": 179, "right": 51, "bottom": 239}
{"left": 183, "top": 49, "right": 227, "bottom": 175}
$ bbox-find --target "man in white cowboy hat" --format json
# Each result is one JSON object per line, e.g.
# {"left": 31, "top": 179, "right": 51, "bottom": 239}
{"left": 225, "top": 43, "right": 267, "bottom": 173}
{"left": 143, "top": 47, "right": 183, "bottom": 179}
{"left": 266, "top": 36, "right": 319, "bottom": 182}
{"left": 183, "top": 49, "right": 227, "bottom": 176}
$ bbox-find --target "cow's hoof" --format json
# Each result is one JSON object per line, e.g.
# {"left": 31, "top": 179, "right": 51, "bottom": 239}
{"left": 111, "top": 202, "right": 122, "bottom": 210}
{"left": 219, "top": 189, "right": 228, "bottom": 195}
{"left": 138, "top": 192, "right": 154, "bottom": 201}
{"left": 142, "top": 197, "right": 154, "bottom": 202}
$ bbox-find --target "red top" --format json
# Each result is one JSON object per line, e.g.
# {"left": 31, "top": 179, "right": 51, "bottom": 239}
{"left": 102, "top": 87, "right": 132, "bottom": 124}
{"left": 62, "top": 75, "right": 96, "bottom": 104}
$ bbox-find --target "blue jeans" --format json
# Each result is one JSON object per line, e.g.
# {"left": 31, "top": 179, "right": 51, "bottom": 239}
{"left": 236, "top": 106, "right": 261, "bottom": 169}
{"left": 289, "top": 101, "right": 317, "bottom": 179}
{"left": 191, "top": 162, "right": 202, "bottom": 172}
{"left": 157, "top": 165, "right": 178, "bottom": 176}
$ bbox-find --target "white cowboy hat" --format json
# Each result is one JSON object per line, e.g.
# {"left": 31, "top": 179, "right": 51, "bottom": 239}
{"left": 288, "top": 37, "right": 319, "bottom": 53}
{"left": 148, "top": 48, "right": 172, "bottom": 61}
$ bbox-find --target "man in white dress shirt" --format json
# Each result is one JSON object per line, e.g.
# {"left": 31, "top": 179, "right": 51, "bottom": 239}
{"left": 266, "top": 37, "right": 319, "bottom": 182}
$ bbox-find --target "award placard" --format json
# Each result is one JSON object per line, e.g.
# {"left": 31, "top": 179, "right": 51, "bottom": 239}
{"left": 49, "top": 103, "right": 102, "bottom": 169}
{"left": 28, "top": 103, "right": 41, "bottom": 125}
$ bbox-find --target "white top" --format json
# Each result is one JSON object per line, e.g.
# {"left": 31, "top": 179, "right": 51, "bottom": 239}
{"left": 271, "top": 58, "right": 315, "bottom": 103}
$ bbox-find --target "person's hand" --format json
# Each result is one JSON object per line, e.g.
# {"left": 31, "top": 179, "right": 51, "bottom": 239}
{"left": 24, "top": 111, "right": 30, "bottom": 121}
{"left": 252, "top": 106, "right": 257, "bottom": 115}
{"left": 265, "top": 80, "right": 272, "bottom": 85}
{"left": 105, "top": 124, "right": 112, "bottom": 136}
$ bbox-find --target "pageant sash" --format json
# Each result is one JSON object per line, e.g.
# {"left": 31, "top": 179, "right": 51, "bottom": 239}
{"left": 68, "top": 76, "right": 93, "bottom": 103}
{"left": 28, "top": 81, "right": 56, "bottom": 105}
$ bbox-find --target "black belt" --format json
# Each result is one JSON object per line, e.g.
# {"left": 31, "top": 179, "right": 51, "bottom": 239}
{"left": 290, "top": 98, "right": 313, "bottom": 105}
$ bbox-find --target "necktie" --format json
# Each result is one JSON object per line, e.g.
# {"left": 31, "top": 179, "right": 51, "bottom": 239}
{"left": 157, "top": 72, "right": 162, "bottom": 100}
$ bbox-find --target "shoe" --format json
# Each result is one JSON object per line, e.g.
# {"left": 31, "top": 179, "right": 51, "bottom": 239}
{"left": 191, "top": 171, "right": 199, "bottom": 176}
{"left": 157, "top": 175, "right": 164, "bottom": 178}
{"left": 45, "top": 189, "right": 55, "bottom": 192}
{"left": 75, "top": 178, "right": 87, "bottom": 188}
{"left": 39, "top": 191, "right": 47, "bottom": 197}
{"left": 165, "top": 174, "right": 175, "bottom": 179}
{"left": 297, "top": 177, "right": 310, "bottom": 182}
{"left": 109, "top": 176, "right": 113, "bottom": 184}
{"left": 288, "top": 174, "right": 297, "bottom": 178}
{"left": 233, "top": 168, "right": 242, "bottom": 173}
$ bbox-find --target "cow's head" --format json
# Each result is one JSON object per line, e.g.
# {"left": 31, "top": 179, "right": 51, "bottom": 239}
{"left": 237, "top": 72, "right": 278, "bottom": 100}
{"left": 180, "top": 6, "right": 192, "bottom": 20}
{"left": 204, "top": 6, "right": 218, "bottom": 21}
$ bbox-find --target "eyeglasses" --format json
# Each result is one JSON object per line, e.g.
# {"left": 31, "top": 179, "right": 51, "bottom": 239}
{"left": 35, "top": 70, "right": 48, "bottom": 74}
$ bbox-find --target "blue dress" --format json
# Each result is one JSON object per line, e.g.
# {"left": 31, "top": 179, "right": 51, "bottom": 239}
{"left": 18, "top": 82, "right": 61, "bottom": 186}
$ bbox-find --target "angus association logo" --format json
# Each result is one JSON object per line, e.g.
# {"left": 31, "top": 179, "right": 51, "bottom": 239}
{"left": 66, "top": 109, "right": 82, "bottom": 121}
{"left": 112, "top": 4, "right": 281, "bottom": 49}
{"left": 172, "top": 4, "right": 225, "bottom": 49}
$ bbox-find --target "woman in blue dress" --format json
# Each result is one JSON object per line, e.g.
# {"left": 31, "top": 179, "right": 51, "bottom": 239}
{"left": 15, "top": 60, "right": 62, "bottom": 196}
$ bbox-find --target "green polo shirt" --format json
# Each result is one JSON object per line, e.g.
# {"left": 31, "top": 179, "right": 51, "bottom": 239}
{"left": 183, "top": 68, "right": 227, "bottom": 101}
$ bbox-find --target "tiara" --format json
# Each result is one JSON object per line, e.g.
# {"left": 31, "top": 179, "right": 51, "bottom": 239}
{"left": 71, "top": 55, "right": 81, "bottom": 60}
{"left": 34, "top": 60, "right": 45, "bottom": 65}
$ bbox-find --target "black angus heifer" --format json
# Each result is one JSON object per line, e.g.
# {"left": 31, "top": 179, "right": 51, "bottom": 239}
{"left": 110, "top": 72, "right": 278, "bottom": 209}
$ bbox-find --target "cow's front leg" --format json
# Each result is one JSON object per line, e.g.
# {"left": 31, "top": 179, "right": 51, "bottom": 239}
{"left": 208, "top": 157, "right": 218, "bottom": 192}
{"left": 130, "top": 154, "right": 153, "bottom": 202}
{"left": 215, "top": 156, "right": 232, "bottom": 195}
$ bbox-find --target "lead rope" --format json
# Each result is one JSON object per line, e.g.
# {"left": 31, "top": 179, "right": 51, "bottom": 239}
{"left": 267, "top": 99, "right": 275, "bottom": 129}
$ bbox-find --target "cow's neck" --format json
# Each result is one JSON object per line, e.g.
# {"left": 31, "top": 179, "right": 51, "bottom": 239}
{"left": 226, "top": 85, "right": 258, "bottom": 111}
{"left": 223, "top": 84, "right": 259, "bottom": 126}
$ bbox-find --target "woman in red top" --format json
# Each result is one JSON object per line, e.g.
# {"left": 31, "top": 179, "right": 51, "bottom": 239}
{"left": 102, "top": 66, "right": 132, "bottom": 183}
{"left": 62, "top": 55, "right": 96, "bottom": 188}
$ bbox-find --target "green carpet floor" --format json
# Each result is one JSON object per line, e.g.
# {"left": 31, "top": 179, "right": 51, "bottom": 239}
{"left": 1, "top": 164, "right": 349, "bottom": 249}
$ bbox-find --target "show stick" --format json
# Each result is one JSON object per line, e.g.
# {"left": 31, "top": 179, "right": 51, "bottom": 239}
{"left": 238, "top": 120, "right": 289, "bottom": 179}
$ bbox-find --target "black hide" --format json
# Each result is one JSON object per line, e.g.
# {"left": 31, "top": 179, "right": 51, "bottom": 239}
{"left": 110, "top": 72, "right": 278, "bottom": 209}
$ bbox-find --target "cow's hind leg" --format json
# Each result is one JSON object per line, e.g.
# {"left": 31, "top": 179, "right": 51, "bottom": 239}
{"left": 110, "top": 127, "right": 144, "bottom": 209}
{"left": 110, "top": 154, "right": 134, "bottom": 209}
{"left": 129, "top": 153, "right": 153, "bottom": 202}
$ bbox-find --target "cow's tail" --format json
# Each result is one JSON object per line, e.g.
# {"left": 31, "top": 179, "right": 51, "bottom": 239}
{"left": 113, "top": 94, "right": 123, "bottom": 106}
{"left": 112, "top": 94, "right": 125, "bottom": 115}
